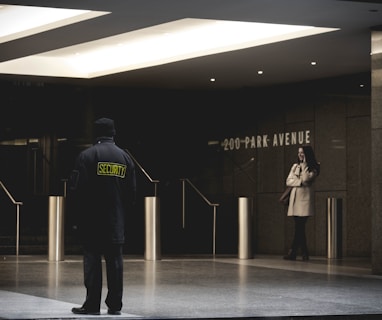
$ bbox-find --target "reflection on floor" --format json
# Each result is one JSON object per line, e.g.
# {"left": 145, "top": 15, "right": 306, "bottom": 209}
{"left": 0, "top": 254, "right": 382, "bottom": 319}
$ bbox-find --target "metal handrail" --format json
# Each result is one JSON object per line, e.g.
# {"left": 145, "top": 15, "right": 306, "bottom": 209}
{"left": 180, "top": 178, "right": 219, "bottom": 255}
{"left": 124, "top": 148, "right": 159, "bottom": 196}
{"left": 0, "top": 180, "right": 23, "bottom": 256}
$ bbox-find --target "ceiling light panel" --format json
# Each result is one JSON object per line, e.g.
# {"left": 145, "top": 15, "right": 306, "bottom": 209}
{"left": 0, "top": 18, "right": 339, "bottom": 79}
{"left": 0, "top": 4, "right": 109, "bottom": 43}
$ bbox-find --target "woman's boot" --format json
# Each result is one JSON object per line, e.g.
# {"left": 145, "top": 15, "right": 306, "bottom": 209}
{"left": 302, "top": 248, "right": 309, "bottom": 261}
{"left": 283, "top": 249, "right": 296, "bottom": 260}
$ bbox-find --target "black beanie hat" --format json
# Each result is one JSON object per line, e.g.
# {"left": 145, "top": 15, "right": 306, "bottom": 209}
{"left": 94, "top": 117, "right": 116, "bottom": 137}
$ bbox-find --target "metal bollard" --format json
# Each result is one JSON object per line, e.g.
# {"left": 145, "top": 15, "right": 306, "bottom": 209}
{"left": 48, "top": 196, "right": 65, "bottom": 261}
{"left": 327, "top": 197, "right": 342, "bottom": 259}
{"left": 238, "top": 197, "right": 253, "bottom": 259}
{"left": 144, "top": 196, "right": 161, "bottom": 260}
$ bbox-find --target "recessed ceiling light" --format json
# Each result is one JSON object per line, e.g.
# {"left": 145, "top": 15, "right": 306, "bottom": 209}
{"left": 0, "top": 4, "right": 109, "bottom": 44}
{"left": 0, "top": 18, "right": 339, "bottom": 78}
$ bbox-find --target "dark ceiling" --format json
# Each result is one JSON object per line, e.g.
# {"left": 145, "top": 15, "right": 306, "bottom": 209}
{"left": 0, "top": 0, "right": 382, "bottom": 90}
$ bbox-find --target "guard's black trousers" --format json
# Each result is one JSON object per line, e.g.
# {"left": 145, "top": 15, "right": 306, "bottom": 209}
{"left": 82, "top": 243, "right": 123, "bottom": 312}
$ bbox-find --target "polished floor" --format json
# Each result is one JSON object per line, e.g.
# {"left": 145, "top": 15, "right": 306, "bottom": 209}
{"left": 1, "top": 254, "right": 382, "bottom": 320}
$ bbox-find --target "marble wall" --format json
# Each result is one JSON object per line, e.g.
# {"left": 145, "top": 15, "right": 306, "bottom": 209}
{"left": 0, "top": 76, "right": 373, "bottom": 259}
{"left": 217, "top": 92, "right": 371, "bottom": 257}
{"left": 371, "top": 29, "right": 382, "bottom": 273}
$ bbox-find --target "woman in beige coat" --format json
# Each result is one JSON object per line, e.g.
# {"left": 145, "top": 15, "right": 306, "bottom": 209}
{"left": 283, "top": 145, "right": 320, "bottom": 261}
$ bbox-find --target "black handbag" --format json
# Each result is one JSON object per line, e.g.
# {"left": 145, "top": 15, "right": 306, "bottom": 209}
{"left": 279, "top": 186, "right": 292, "bottom": 205}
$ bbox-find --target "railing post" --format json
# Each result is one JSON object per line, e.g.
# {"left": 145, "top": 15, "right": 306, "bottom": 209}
{"left": 144, "top": 196, "right": 161, "bottom": 260}
{"left": 48, "top": 195, "right": 65, "bottom": 261}
{"left": 16, "top": 204, "right": 20, "bottom": 256}
{"left": 1, "top": 180, "right": 23, "bottom": 256}
{"left": 238, "top": 197, "right": 253, "bottom": 259}
{"left": 182, "top": 179, "right": 186, "bottom": 228}
{"left": 327, "top": 197, "right": 342, "bottom": 259}
{"left": 181, "top": 178, "right": 219, "bottom": 256}
{"left": 213, "top": 205, "right": 217, "bottom": 255}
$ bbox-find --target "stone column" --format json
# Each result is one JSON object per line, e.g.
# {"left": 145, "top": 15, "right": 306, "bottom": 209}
{"left": 371, "top": 28, "right": 382, "bottom": 274}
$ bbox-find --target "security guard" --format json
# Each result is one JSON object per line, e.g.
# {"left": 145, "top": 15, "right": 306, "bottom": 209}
{"left": 69, "top": 117, "right": 136, "bottom": 315}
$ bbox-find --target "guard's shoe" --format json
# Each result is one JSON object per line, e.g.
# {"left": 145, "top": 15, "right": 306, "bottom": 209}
{"left": 108, "top": 309, "right": 121, "bottom": 315}
{"left": 71, "top": 307, "right": 100, "bottom": 315}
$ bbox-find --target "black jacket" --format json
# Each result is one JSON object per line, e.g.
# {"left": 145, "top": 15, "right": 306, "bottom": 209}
{"left": 69, "top": 137, "right": 136, "bottom": 245}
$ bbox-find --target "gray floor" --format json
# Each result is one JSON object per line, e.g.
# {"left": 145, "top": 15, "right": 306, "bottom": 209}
{"left": 1, "top": 254, "right": 382, "bottom": 320}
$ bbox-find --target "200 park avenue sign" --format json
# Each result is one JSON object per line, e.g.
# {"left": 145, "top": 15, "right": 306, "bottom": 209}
{"left": 222, "top": 130, "right": 311, "bottom": 151}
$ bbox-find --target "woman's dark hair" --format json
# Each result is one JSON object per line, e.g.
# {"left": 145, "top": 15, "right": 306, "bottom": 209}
{"left": 300, "top": 145, "right": 320, "bottom": 176}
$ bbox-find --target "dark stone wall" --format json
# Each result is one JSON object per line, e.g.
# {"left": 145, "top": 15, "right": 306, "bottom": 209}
{"left": 0, "top": 73, "right": 371, "bottom": 257}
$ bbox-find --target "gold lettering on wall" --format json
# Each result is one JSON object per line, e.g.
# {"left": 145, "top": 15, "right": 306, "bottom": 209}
{"left": 222, "top": 130, "right": 311, "bottom": 151}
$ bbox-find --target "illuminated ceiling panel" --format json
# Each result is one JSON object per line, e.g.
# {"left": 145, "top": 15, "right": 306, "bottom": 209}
{"left": 0, "top": 17, "right": 339, "bottom": 78}
{"left": 0, "top": 4, "right": 109, "bottom": 43}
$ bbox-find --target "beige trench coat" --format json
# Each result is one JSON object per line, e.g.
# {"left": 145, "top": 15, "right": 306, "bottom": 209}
{"left": 286, "top": 162, "right": 318, "bottom": 217}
